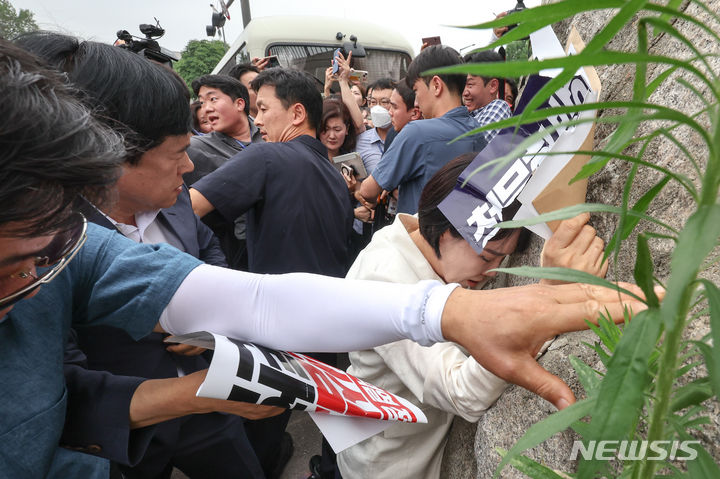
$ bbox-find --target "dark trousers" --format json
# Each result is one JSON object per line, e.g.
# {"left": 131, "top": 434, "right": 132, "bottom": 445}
{"left": 118, "top": 414, "right": 265, "bottom": 479}
{"left": 245, "top": 409, "right": 292, "bottom": 478}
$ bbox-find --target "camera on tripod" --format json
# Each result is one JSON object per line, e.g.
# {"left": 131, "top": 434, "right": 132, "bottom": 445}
{"left": 115, "top": 18, "right": 180, "bottom": 67}
{"left": 504, "top": 0, "right": 526, "bottom": 33}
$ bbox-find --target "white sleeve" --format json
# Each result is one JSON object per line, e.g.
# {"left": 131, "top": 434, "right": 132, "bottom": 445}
{"left": 159, "top": 264, "right": 458, "bottom": 351}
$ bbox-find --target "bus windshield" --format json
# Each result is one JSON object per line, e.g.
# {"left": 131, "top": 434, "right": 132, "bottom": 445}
{"left": 267, "top": 44, "right": 411, "bottom": 86}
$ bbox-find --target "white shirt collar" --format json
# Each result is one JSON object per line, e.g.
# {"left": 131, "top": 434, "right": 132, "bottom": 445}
{"left": 105, "top": 210, "right": 162, "bottom": 243}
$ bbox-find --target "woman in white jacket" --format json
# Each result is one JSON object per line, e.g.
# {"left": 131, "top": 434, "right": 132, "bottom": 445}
{"left": 337, "top": 153, "right": 609, "bottom": 479}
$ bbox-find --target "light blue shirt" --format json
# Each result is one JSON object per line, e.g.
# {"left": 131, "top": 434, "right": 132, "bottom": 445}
{"left": 0, "top": 224, "right": 200, "bottom": 478}
{"left": 372, "top": 106, "right": 487, "bottom": 214}
{"left": 355, "top": 127, "right": 385, "bottom": 175}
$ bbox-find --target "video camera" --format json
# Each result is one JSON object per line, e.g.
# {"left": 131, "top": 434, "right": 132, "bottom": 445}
{"left": 504, "top": 0, "right": 526, "bottom": 33}
{"left": 116, "top": 18, "right": 180, "bottom": 67}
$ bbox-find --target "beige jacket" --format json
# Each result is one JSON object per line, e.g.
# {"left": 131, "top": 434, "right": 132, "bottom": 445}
{"left": 337, "top": 214, "right": 507, "bottom": 479}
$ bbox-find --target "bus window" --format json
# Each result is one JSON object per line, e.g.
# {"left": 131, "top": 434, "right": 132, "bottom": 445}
{"left": 350, "top": 50, "right": 410, "bottom": 82}
{"left": 235, "top": 49, "right": 251, "bottom": 66}
{"left": 235, "top": 42, "right": 251, "bottom": 66}
{"left": 267, "top": 44, "right": 411, "bottom": 86}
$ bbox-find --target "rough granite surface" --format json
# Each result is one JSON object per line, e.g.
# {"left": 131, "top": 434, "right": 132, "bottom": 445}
{"left": 440, "top": 1, "right": 720, "bottom": 477}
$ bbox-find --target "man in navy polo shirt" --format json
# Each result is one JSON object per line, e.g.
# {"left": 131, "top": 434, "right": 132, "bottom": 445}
{"left": 190, "top": 69, "right": 352, "bottom": 277}
{"left": 190, "top": 66, "right": 354, "bottom": 478}
{"left": 358, "top": 45, "right": 487, "bottom": 215}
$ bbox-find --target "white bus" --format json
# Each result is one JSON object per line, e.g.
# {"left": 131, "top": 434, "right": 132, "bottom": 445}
{"left": 212, "top": 15, "right": 415, "bottom": 87}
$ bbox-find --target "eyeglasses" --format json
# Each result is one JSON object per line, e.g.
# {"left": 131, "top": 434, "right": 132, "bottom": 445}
{"left": 0, "top": 213, "right": 87, "bottom": 309}
{"left": 368, "top": 98, "right": 392, "bottom": 107}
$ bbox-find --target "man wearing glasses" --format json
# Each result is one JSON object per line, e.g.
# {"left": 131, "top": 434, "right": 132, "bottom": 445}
{"left": 0, "top": 39, "right": 648, "bottom": 478}
{"left": 355, "top": 78, "right": 396, "bottom": 174}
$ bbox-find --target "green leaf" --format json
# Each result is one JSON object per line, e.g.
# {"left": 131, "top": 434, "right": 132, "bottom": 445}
{"left": 600, "top": 312, "right": 625, "bottom": 343}
{"left": 571, "top": 420, "right": 592, "bottom": 438}
{"left": 646, "top": 65, "right": 679, "bottom": 95}
{"left": 585, "top": 317, "right": 617, "bottom": 354}
{"left": 495, "top": 398, "right": 595, "bottom": 477}
{"left": 633, "top": 234, "right": 660, "bottom": 308}
{"left": 685, "top": 453, "right": 716, "bottom": 478}
{"left": 675, "top": 360, "right": 703, "bottom": 378}
{"left": 605, "top": 174, "right": 671, "bottom": 258}
{"left": 465, "top": 0, "right": 625, "bottom": 31}
{"left": 696, "top": 280, "right": 720, "bottom": 399}
{"left": 678, "top": 430, "right": 720, "bottom": 478}
{"left": 653, "top": 126, "right": 704, "bottom": 180}
{"left": 661, "top": 206, "right": 720, "bottom": 330}
{"left": 672, "top": 406, "right": 711, "bottom": 431}
{"left": 640, "top": 17, "right": 717, "bottom": 80}
{"left": 430, "top": 52, "right": 718, "bottom": 99}
{"left": 0, "top": 0, "right": 39, "bottom": 38}
{"left": 611, "top": 160, "right": 638, "bottom": 267}
{"left": 493, "top": 266, "right": 644, "bottom": 302}
{"left": 670, "top": 377, "right": 713, "bottom": 412}
{"left": 655, "top": 468, "right": 691, "bottom": 479}
{"left": 656, "top": 0, "right": 685, "bottom": 26}
{"left": 497, "top": 202, "right": 678, "bottom": 235}
{"left": 584, "top": 341, "right": 612, "bottom": 366}
{"left": 584, "top": 313, "right": 625, "bottom": 362}
{"left": 634, "top": 16, "right": 649, "bottom": 101}
{"left": 645, "top": 3, "right": 720, "bottom": 62}
{"left": 577, "top": 309, "right": 661, "bottom": 478}
{"left": 569, "top": 355, "right": 601, "bottom": 397}
{"left": 680, "top": 416, "right": 711, "bottom": 431}
{"left": 502, "top": 451, "right": 571, "bottom": 479}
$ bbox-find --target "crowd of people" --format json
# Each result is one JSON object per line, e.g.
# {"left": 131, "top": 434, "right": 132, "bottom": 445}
{"left": 0, "top": 21, "right": 648, "bottom": 479}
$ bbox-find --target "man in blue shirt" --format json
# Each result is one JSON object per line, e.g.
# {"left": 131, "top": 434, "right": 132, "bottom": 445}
{"left": 358, "top": 45, "right": 487, "bottom": 215}
{"left": 355, "top": 78, "right": 396, "bottom": 174}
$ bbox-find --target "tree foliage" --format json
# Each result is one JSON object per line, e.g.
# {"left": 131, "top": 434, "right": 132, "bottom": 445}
{"left": 174, "top": 39, "right": 227, "bottom": 94}
{"left": 0, "top": 0, "right": 38, "bottom": 39}
{"left": 504, "top": 39, "right": 530, "bottom": 63}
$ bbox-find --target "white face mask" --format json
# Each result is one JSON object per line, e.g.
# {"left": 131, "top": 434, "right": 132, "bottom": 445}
{"left": 370, "top": 105, "right": 392, "bottom": 129}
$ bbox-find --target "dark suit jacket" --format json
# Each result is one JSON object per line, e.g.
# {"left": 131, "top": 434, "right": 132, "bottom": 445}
{"left": 60, "top": 189, "right": 262, "bottom": 476}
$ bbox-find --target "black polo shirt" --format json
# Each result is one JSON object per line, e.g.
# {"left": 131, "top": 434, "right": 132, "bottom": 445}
{"left": 193, "top": 135, "right": 352, "bottom": 277}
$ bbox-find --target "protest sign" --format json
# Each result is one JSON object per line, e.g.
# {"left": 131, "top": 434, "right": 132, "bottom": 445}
{"left": 167, "top": 332, "right": 426, "bottom": 451}
{"left": 439, "top": 26, "right": 601, "bottom": 251}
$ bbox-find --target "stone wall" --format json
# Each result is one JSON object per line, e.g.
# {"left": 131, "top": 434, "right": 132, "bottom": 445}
{"left": 441, "top": 1, "right": 720, "bottom": 477}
